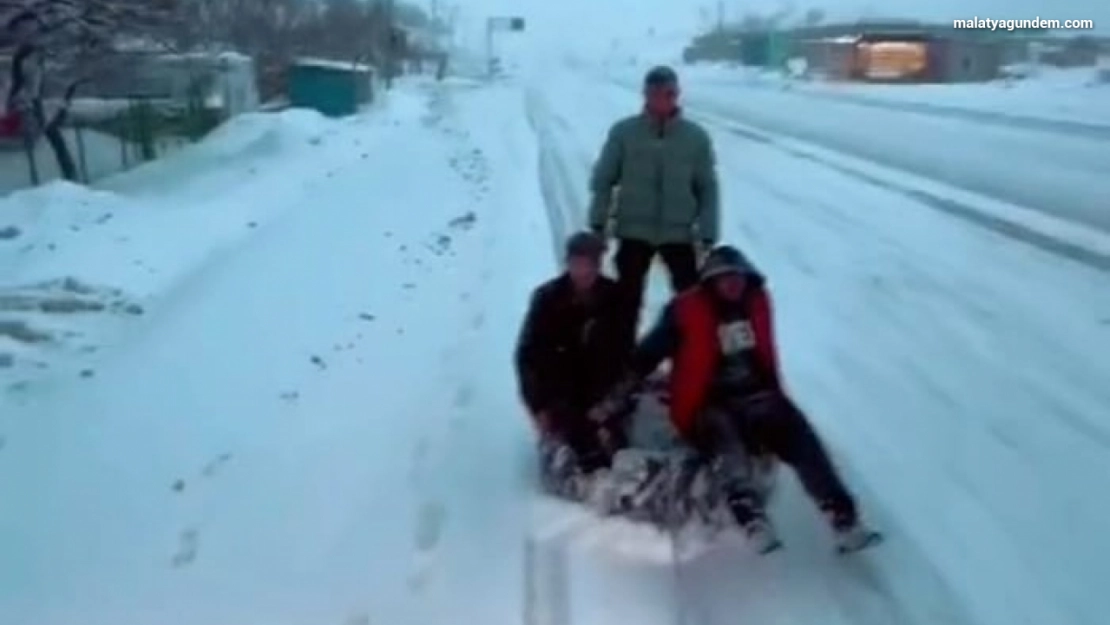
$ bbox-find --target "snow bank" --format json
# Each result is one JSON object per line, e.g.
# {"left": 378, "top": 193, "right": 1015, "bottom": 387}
{"left": 0, "top": 103, "right": 397, "bottom": 391}
{"left": 100, "top": 108, "right": 333, "bottom": 197}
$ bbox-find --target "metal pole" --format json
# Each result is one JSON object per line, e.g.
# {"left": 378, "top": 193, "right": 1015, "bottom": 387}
{"left": 385, "top": 0, "right": 395, "bottom": 89}
{"left": 485, "top": 18, "right": 493, "bottom": 77}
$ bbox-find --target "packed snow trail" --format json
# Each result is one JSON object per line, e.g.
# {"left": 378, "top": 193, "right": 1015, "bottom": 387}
{"left": 0, "top": 80, "right": 553, "bottom": 625}
{"left": 525, "top": 64, "right": 1110, "bottom": 625}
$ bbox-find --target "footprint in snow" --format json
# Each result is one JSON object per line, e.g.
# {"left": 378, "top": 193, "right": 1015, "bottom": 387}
{"left": 407, "top": 501, "right": 446, "bottom": 593}
{"left": 448, "top": 211, "right": 477, "bottom": 230}
{"left": 408, "top": 438, "right": 430, "bottom": 485}
{"left": 414, "top": 501, "right": 446, "bottom": 552}
{"left": 171, "top": 528, "right": 199, "bottom": 568}
{"left": 311, "top": 355, "right": 327, "bottom": 369}
{"left": 452, "top": 385, "right": 474, "bottom": 409}
{"left": 407, "top": 559, "right": 433, "bottom": 594}
{"left": 470, "top": 313, "right": 484, "bottom": 329}
{"left": 201, "top": 452, "right": 232, "bottom": 478}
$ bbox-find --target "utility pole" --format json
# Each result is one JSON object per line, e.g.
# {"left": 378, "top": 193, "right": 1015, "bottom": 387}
{"left": 384, "top": 0, "right": 395, "bottom": 89}
{"left": 716, "top": 0, "right": 724, "bottom": 31}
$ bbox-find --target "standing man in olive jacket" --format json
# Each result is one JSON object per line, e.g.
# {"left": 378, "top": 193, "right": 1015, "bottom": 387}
{"left": 588, "top": 65, "right": 720, "bottom": 349}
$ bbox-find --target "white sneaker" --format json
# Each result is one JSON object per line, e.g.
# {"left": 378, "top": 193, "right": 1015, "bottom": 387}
{"left": 743, "top": 518, "right": 783, "bottom": 554}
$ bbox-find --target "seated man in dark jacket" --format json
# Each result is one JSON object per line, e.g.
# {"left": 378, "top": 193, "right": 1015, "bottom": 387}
{"left": 594, "top": 245, "right": 881, "bottom": 554}
{"left": 515, "top": 232, "right": 629, "bottom": 497}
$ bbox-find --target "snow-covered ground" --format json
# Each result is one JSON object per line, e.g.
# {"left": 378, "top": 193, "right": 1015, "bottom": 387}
{"left": 528, "top": 65, "right": 1110, "bottom": 625}
{"left": 0, "top": 108, "right": 365, "bottom": 389}
{"left": 3, "top": 60, "right": 1110, "bottom": 625}
{"left": 0, "top": 78, "right": 553, "bottom": 624}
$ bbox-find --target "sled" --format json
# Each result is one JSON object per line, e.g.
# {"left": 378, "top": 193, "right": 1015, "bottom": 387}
{"left": 536, "top": 370, "right": 781, "bottom": 537}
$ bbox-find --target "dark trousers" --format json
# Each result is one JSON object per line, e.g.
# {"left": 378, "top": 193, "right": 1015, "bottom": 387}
{"left": 614, "top": 239, "right": 700, "bottom": 347}
{"left": 697, "top": 391, "right": 857, "bottom": 528}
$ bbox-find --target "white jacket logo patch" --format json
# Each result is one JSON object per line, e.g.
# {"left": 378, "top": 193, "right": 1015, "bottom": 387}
{"left": 718, "top": 321, "right": 755, "bottom": 355}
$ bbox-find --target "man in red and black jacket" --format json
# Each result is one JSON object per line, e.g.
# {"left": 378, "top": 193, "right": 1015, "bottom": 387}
{"left": 603, "top": 245, "right": 880, "bottom": 554}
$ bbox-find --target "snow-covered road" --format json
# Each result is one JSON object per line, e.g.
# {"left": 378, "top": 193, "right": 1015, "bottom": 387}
{"left": 0, "top": 81, "right": 552, "bottom": 625}
{"left": 529, "top": 66, "right": 1110, "bottom": 625}
{"left": 606, "top": 70, "right": 1110, "bottom": 235}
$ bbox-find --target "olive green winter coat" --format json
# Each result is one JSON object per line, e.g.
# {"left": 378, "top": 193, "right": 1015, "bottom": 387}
{"left": 588, "top": 112, "right": 719, "bottom": 245}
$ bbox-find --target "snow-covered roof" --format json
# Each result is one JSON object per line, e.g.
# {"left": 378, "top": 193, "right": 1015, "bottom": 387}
{"left": 293, "top": 58, "right": 374, "bottom": 73}
{"left": 160, "top": 51, "right": 252, "bottom": 65}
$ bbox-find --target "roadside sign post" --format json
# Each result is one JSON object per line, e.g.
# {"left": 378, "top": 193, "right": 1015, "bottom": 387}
{"left": 485, "top": 15, "right": 525, "bottom": 76}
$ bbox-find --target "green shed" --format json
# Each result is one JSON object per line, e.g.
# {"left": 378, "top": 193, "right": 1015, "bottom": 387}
{"left": 287, "top": 59, "right": 374, "bottom": 117}
{"left": 738, "top": 31, "right": 790, "bottom": 68}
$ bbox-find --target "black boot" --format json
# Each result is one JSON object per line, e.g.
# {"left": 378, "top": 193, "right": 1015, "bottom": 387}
{"left": 726, "top": 488, "right": 782, "bottom": 554}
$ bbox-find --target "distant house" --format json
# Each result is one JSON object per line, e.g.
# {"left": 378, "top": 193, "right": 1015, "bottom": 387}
{"left": 787, "top": 21, "right": 1003, "bottom": 82}
{"left": 73, "top": 51, "right": 260, "bottom": 124}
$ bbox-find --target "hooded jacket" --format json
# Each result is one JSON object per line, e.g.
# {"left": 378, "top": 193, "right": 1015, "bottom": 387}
{"left": 629, "top": 264, "right": 781, "bottom": 436}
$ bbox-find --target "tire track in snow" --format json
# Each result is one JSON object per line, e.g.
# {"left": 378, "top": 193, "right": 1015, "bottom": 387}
{"left": 697, "top": 121, "right": 1092, "bottom": 625}
{"left": 692, "top": 113, "right": 1110, "bottom": 274}
{"left": 701, "top": 125, "right": 981, "bottom": 625}
{"left": 524, "top": 87, "right": 591, "bottom": 258}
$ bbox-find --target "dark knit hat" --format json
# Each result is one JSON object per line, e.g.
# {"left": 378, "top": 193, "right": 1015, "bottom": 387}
{"left": 644, "top": 65, "right": 678, "bottom": 88}
{"left": 565, "top": 231, "right": 606, "bottom": 259}
{"left": 700, "top": 245, "right": 763, "bottom": 284}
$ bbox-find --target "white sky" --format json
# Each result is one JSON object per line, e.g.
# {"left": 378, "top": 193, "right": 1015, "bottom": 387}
{"left": 445, "top": 0, "right": 1108, "bottom": 54}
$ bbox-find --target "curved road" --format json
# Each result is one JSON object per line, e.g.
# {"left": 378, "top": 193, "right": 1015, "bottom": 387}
{"left": 612, "top": 73, "right": 1110, "bottom": 234}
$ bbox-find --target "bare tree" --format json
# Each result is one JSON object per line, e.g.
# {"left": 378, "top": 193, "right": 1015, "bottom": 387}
{"left": 2, "top": 0, "right": 179, "bottom": 181}
{"left": 802, "top": 8, "right": 825, "bottom": 27}
{"left": 167, "top": 0, "right": 429, "bottom": 100}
